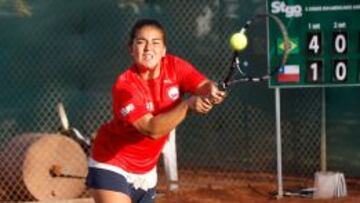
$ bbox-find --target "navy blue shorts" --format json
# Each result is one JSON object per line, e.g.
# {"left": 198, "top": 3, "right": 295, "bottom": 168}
{"left": 86, "top": 167, "right": 156, "bottom": 203}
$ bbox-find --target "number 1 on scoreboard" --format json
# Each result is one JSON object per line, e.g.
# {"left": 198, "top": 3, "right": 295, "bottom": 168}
{"left": 306, "top": 60, "right": 323, "bottom": 83}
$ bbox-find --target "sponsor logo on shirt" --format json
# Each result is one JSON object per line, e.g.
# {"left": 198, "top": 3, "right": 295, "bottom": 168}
{"left": 163, "top": 79, "right": 173, "bottom": 84}
{"left": 120, "top": 103, "right": 135, "bottom": 116}
{"left": 168, "top": 86, "right": 179, "bottom": 100}
{"left": 146, "top": 102, "right": 154, "bottom": 111}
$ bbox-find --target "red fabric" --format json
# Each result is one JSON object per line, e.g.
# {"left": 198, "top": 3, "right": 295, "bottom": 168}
{"left": 277, "top": 74, "right": 300, "bottom": 82}
{"left": 92, "top": 54, "right": 206, "bottom": 173}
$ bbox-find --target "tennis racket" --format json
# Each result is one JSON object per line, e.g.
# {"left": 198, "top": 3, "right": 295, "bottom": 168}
{"left": 56, "top": 102, "right": 91, "bottom": 150}
{"left": 218, "top": 13, "right": 290, "bottom": 91}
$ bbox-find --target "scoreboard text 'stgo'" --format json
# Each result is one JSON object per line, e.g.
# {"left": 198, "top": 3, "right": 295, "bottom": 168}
{"left": 267, "top": 0, "right": 360, "bottom": 88}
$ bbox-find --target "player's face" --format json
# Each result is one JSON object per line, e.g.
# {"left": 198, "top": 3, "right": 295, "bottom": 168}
{"left": 130, "top": 26, "right": 166, "bottom": 73}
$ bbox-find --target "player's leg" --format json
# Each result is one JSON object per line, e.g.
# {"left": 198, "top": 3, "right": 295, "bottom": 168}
{"left": 131, "top": 187, "right": 157, "bottom": 203}
{"left": 89, "top": 188, "right": 131, "bottom": 203}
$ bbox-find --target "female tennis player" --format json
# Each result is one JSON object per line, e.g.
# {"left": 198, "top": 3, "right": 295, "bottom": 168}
{"left": 86, "top": 18, "right": 226, "bottom": 203}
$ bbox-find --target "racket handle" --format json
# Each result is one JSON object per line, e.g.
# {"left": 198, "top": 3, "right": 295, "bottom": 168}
{"left": 217, "top": 81, "right": 228, "bottom": 91}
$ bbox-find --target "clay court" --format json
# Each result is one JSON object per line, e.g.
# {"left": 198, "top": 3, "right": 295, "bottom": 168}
{"left": 156, "top": 185, "right": 360, "bottom": 203}
{"left": 155, "top": 170, "right": 360, "bottom": 203}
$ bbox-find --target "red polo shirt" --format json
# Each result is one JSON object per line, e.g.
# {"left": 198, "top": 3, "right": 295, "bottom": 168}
{"left": 91, "top": 54, "right": 206, "bottom": 173}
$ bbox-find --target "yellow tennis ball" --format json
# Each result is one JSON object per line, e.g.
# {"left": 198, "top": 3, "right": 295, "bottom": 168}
{"left": 229, "top": 32, "right": 248, "bottom": 51}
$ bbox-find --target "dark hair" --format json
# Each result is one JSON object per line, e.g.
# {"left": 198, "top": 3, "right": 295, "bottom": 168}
{"left": 128, "top": 19, "right": 167, "bottom": 46}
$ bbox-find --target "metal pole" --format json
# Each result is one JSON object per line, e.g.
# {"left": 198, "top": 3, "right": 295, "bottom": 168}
{"left": 162, "top": 129, "right": 179, "bottom": 191}
{"left": 275, "top": 87, "right": 283, "bottom": 198}
{"left": 320, "top": 88, "right": 327, "bottom": 172}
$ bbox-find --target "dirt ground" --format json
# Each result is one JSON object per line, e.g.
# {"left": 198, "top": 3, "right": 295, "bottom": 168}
{"left": 2, "top": 182, "right": 360, "bottom": 203}
{"left": 1, "top": 169, "right": 360, "bottom": 203}
{"left": 155, "top": 183, "right": 360, "bottom": 203}
{"left": 155, "top": 170, "right": 360, "bottom": 203}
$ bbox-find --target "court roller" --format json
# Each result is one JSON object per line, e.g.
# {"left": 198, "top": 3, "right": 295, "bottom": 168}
{"left": 0, "top": 133, "right": 87, "bottom": 201}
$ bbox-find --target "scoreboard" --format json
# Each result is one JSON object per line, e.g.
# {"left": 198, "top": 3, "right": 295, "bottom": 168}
{"left": 267, "top": 0, "right": 360, "bottom": 88}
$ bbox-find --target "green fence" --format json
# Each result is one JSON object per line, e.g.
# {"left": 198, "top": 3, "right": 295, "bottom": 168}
{"left": 0, "top": 0, "right": 359, "bottom": 201}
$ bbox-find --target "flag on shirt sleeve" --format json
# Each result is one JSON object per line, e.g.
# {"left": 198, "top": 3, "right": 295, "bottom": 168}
{"left": 277, "top": 65, "right": 300, "bottom": 83}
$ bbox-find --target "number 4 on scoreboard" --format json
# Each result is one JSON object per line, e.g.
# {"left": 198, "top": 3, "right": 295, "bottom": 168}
{"left": 307, "top": 32, "right": 322, "bottom": 56}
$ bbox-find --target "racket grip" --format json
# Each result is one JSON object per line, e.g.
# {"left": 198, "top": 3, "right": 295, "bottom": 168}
{"left": 217, "top": 81, "right": 228, "bottom": 91}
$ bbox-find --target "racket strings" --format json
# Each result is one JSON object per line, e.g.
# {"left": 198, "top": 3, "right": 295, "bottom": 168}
{"left": 251, "top": 14, "right": 290, "bottom": 77}
{"left": 227, "top": 65, "right": 270, "bottom": 86}
{"left": 221, "top": 13, "right": 290, "bottom": 89}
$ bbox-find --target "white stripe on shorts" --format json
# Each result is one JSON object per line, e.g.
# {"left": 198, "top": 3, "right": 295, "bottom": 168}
{"left": 88, "top": 158, "right": 157, "bottom": 191}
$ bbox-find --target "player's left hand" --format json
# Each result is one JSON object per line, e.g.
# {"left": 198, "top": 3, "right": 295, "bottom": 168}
{"left": 187, "top": 95, "right": 213, "bottom": 114}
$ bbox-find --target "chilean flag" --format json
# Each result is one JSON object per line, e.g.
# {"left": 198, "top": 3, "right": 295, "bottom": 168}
{"left": 277, "top": 65, "right": 300, "bottom": 83}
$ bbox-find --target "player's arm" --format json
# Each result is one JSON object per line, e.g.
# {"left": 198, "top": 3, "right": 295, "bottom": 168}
{"left": 173, "top": 57, "right": 226, "bottom": 105}
{"left": 132, "top": 96, "right": 212, "bottom": 139}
